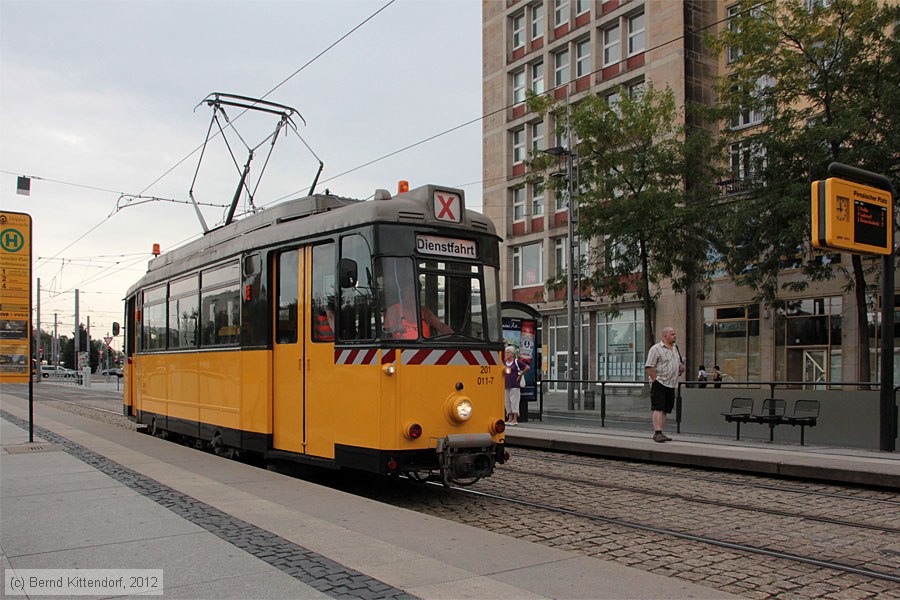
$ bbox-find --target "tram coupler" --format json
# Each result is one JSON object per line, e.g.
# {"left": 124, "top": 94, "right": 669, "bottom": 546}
{"left": 436, "top": 433, "right": 496, "bottom": 484}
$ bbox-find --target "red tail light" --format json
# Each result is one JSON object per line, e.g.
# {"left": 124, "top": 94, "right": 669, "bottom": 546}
{"left": 405, "top": 423, "right": 422, "bottom": 440}
{"left": 492, "top": 419, "right": 506, "bottom": 434}
{"left": 387, "top": 459, "right": 398, "bottom": 471}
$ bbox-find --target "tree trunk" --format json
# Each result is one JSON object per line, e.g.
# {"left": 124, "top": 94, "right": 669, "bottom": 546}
{"left": 852, "top": 254, "right": 871, "bottom": 388}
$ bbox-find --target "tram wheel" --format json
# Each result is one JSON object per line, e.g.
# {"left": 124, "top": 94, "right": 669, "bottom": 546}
{"left": 405, "top": 471, "right": 434, "bottom": 484}
{"left": 449, "top": 476, "right": 481, "bottom": 487}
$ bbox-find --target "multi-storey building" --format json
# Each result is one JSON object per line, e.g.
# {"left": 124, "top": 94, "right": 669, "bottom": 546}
{"left": 482, "top": 0, "right": 898, "bottom": 389}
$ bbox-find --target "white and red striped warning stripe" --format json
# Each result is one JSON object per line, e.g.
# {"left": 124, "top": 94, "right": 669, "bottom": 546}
{"left": 381, "top": 349, "right": 397, "bottom": 365}
{"left": 400, "top": 349, "right": 499, "bottom": 366}
{"left": 334, "top": 348, "right": 379, "bottom": 365}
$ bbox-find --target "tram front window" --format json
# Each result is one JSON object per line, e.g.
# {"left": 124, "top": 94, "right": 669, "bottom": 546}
{"left": 377, "top": 257, "right": 494, "bottom": 342}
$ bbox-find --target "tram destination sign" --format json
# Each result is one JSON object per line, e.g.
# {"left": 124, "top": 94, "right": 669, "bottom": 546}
{"left": 416, "top": 235, "right": 477, "bottom": 259}
{"left": 0, "top": 211, "right": 33, "bottom": 383}
{"left": 811, "top": 177, "right": 893, "bottom": 255}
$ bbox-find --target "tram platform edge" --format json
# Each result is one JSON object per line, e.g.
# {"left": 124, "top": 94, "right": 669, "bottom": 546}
{"left": 0, "top": 391, "right": 740, "bottom": 600}
{"left": 504, "top": 422, "right": 900, "bottom": 490}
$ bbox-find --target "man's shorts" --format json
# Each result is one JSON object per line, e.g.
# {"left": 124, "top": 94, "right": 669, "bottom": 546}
{"left": 650, "top": 380, "right": 675, "bottom": 413}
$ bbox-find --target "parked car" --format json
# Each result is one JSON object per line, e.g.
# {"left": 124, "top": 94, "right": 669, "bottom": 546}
{"left": 40, "top": 365, "right": 76, "bottom": 378}
{"left": 98, "top": 368, "right": 123, "bottom": 378}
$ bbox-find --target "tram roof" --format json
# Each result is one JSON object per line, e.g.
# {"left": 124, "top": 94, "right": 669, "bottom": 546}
{"left": 127, "top": 184, "right": 498, "bottom": 295}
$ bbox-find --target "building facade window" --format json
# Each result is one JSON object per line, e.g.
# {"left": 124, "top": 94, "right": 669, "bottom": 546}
{"left": 868, "top": 294, "right": 900, "bottom": 382}
{"left": 597, "top": 308, "right": 645, "bottom": 382}
{"left": 702, "top": 304, "right": 760, "bottom": 384}
{"left": 628, "top": 78, "right": 645, "bottom": 97}
{"left": 513, "top": 242, "right": 543, "bottom": 287}
{"left": 575, "top": 38, "right": 592, "bottom": 77}
{"left": 531, "top": 2, "right": 545, "bottom": 39}
{"left": 627, "top": 12, "right": 645, "bottom": 56}
{"left": 603, "top": 24, "right": 620, "bottom": 66}
{"left": 512, "top": 69, "right": 526, "bottom": 104}
{"left": 554, "top": 48, "right": 570, "bottom": 87}
{"left": 729, "top": 140, "right": 765, "bottom": 181}
{"left": 513, "top": 186, "right": 526, "bottom": 221}
{"left": 606, "top": 89, "right": 621, "bottom": 109}
{"left": 531, "top": 61, "right": 545, "bottom": 94}
{"left": 556, "top": 190, "right": 569, "bottom": 212}
{"left": 512, "top": 128, "right": 526, "bottom": 164}
{"left": 554, "top": 0, "right": 570, "bottom": 27}
{"left": 575, "top": 0, "right": 590, "bottom": 16}
{"left": 532, "top": 182, "right": 545, "bottom": 216}
{"left": 727, "top": 4, "right": 743, "bottom": 63}
{"left": 731, "top": 76, "right": 772, "bottom": 128}
{"left": 774, "top": 297, "right": 842, "bottom": 386}
{"left": 548, "top": 313, "right": 590, "bottom": 391}
{"left": 531, "top": 120, "right": 545, "bottom": 153}
{"left": 555, "top": 236, "right": 566, "bottom": 272}
{"left": 512, "top": 11, "right": 526, "bottom": 50}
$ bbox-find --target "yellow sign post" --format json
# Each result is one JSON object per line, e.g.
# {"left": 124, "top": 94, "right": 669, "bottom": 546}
{"left": 812, "top": 163, "right": 896, "bottom": 452}
{"left": 811, "top": 177, "right": 893, "bottom": 255}
{"left": 0, "top": 211, "right": 32, "bottom": 383}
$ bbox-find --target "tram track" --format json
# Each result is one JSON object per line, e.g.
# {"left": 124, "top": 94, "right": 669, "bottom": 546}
{"left": 441, "top": 481, "right": 900, "bottom": 586}
{"left": 519, "top": 449, "right": 900, "bottom": 503}
{"left": 500, "top": 463, "right": 900, "bottom": 535}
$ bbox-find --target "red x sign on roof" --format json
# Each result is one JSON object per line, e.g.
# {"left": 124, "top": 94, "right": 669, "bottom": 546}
{"left": 434, "top": 191, "right": 461, "bottom": 223}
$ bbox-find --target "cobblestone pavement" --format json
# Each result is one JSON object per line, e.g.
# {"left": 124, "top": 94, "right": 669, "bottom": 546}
{"left": 348, "top": 449, "right": 900, "bottom": 600}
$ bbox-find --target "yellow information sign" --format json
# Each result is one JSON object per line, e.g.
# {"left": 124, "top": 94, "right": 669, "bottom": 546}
{"left": 812, "top": 177, "right": 893, "bottom": 255}
{"left": 0, "top": 211, "right": 32, "bottom": 382}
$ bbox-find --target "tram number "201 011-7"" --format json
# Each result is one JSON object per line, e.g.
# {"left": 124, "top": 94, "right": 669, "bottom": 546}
{"left": 477, "top": 366, "right": 494, "bottom": 385}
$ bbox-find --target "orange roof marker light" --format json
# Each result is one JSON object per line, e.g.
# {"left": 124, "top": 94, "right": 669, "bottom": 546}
{"left": 397, "top": 180, "right": 409, "bottom": 194}
{"left": 152, "top": 243, "right": 161, "bottom": 256}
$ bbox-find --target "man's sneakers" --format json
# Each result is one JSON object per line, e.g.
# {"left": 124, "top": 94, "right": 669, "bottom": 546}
{"left": 652, "top": 431, "right": 671, "bottom": 443}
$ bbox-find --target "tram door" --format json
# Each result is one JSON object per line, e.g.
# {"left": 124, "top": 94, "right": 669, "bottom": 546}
{"left": 272, "top": 249, "right": 306, "bottom": 453}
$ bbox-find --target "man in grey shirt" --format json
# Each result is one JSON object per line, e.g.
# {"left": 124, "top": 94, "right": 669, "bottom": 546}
{"left": 645, "top": 326, "right": 685, "bottom": 442}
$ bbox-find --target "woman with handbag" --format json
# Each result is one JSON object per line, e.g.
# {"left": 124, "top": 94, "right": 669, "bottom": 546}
{"left": 503, "top": 346, "right": 530, "bottom": 425}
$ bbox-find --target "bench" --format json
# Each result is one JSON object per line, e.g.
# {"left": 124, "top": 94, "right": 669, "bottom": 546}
{"left": 782, "top": 399, "right": 820, "bottom": 446}
{"left": 721, "top": 397, "right": 754, "bottom": 440}
{"left": 722, "top": 398, "right": 820, "bottom": 445}
{"left": 749, "top": 398, "right": 787, "bottom": 442}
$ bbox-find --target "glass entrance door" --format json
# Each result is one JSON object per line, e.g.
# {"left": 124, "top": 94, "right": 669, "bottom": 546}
{"left": 803, "top": 349, "right": 827, "bottom": 389}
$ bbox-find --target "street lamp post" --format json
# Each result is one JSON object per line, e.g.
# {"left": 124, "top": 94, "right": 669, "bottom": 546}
{"left": 544, "top": 146, "right": 577, "bottom": 411}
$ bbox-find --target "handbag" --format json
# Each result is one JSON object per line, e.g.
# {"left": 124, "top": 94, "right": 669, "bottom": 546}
{"left": 518, "top": 361, "right": 527, "bottom": 388}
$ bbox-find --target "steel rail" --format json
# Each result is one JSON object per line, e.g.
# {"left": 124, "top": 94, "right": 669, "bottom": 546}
{"left": 502, "top": 464, "right": 900, "bottom": 535}
{"left": 520, "top": 451, "right": 900, "bottom": 505}
{"left": 442, "top": 483, "right": 900, "bottom": 585}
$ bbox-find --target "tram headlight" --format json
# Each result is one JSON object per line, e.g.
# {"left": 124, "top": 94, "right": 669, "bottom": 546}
{"left": 448, "top": 396, "right": 473, "bottom": 423}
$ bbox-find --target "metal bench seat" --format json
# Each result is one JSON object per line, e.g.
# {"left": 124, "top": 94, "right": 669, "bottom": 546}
{"left": 721, "top": 397, "right": 754, "bottom": 440}
{"left": 783, "top": 399, "right": 820, "bottom": 446}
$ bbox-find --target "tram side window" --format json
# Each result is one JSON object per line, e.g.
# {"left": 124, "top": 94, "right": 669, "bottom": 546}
{"left": 200, "top": 262, "right": 241, "bottom": 347}
{"left": 168, "top": 275, "right": 199, "bottom": 349}
{"left": 142, "top": 284, "right": 167, "bottom": 351}
{"left": 311, "top": 243, "right": 335, "bottom": 342}
{"left": 338, "top": 235, "right": 376, "bottom": 341}
{"left": 276, "top": 250, "right": 299, "bottom": 344}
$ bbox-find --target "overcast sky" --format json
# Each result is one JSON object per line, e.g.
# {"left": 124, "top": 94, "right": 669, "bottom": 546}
{"left": 0, "top": 0, "right": 484, "bottom": 350}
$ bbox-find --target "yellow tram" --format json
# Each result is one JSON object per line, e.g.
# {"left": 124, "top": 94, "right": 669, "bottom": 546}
{"left": 122, "top": 183, "right": 507, "bottom": 483}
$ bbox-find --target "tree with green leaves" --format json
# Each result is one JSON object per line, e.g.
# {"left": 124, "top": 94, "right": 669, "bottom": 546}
{"left": 528, "top": 84, "right": 721, "bottom": 352}
{"left": 709, "top": 0, "right": 900, "bottom": 382}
